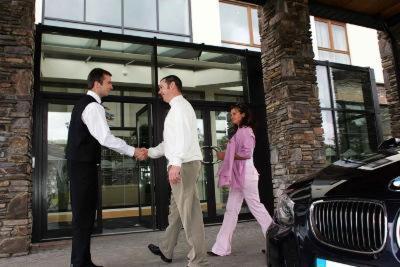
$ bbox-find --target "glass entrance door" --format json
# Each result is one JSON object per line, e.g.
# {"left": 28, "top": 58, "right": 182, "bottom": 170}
{"left": 195, "top": 106, "right": 251, "bottom": 223}
{"left": 100, "top": 102, "right": 154, "bottom": 233}
{"left": 136, "top": 104, "right": 155, "bottom": 229}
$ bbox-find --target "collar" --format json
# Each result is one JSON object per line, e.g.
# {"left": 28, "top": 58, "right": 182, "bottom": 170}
{"left": 87, "top": 90, "right": 102, "bottom": 104}
{"left": 169, "top": 95, "right": 183, "bottom": 107}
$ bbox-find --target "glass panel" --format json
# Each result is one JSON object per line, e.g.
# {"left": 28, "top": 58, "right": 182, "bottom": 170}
{"left": 251, "top": 8, "right": 261, "bottom": 45}
{"left": 124, "top": 0, "right": 157, "bottom": 31}
{"left": 101, "top": 129, "right": 138, "bottom": 232}
{"left": 86, "top": 0, "right": 122, "bottom": 26}
{"left": 380, "top": 105, "right": 392, "bottom": 141}
{"left": 41, "top": 33, "right": 153, "bottom": 97}
{"left": 318, "top": 50, "right": 350, "bottom": 64}
{"left": 159, "top": 0, "right": 190, "bottom": 34}
{"left": 336, "top": 111, "right": 377, "bottom": 159}
{"left": 124, "top": 103, "right": 147, "bottom": 128}
{"left": 316, "top": 65, "right": 331, "bottom": 108}
{"left": 321, "top": 110, "right": 338, "bottom": 164}
{"left": 220, "top": 2, "right": 250, "bottom": 44}
{"left": 44, "top": 0, "right": 84, "bottom": 21}
{"left": 195, "top": 111, "right": 207, "bottom": 216}
{"left": 47, "top": 104, "right": 74, "bottom": 231}
{"left": 124, "top": 29, "right": 191, "bottom": 42}
{"left": 136, "top": 105, "right": 153, "bottom": 228}
{"left": 331, "top": 68, "right": 374, "bottom": 111}
{"left": 44, "top": 19, "right": 122, "bottom": 34}
{"left": 41, "top": 85, "right": 86, "bottom": 94}
{"left": 315, "top": 21, "right": 330, "bottom": 48}
{"left": 157, "top": 46, "right": 245, "bottom": 101}
{"left": 211, "top": 110, "right": 249, "bottom": 215}
{"left": 102, "top": 102, "right": 121, "bottom": 127}
{"left": 332, "top": 24, "right": 347, "bottom": 51}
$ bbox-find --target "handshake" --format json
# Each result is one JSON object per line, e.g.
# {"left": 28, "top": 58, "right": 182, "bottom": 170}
{"left": 134, "top": 147, "right": 149, "bottom": 161}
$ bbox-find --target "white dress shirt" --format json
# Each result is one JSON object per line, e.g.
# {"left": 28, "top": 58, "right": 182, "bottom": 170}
{"left": 148, "top": 95, "right": 203, "bottom": 167}
{"left": 81, "top": 90, "right": 135, "bottom": 157}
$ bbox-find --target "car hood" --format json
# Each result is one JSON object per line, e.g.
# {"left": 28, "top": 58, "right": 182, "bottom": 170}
{"left": 287, "top": 154, "right": 400, "bottom": 203}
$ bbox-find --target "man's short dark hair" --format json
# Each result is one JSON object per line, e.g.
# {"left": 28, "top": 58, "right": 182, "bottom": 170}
{"left": 161, "top": 75, "right": 182, "bottom": 92}
{"left": 87, "top": 68, "right": 112, "bottom": 89}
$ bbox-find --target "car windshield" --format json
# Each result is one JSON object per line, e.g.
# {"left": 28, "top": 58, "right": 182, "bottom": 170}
{"left": 334, "top": 147, "right": 400, "bottom": 167}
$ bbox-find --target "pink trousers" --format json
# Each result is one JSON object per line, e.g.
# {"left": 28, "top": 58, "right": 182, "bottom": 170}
{"left": 211, "top": 172, "right": 273, "bottom": 256}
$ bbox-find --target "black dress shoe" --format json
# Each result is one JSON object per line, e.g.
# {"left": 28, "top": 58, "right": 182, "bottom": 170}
{"left": 207, "top": 251, "right": 220, "bottom": 257}
{"left": 87, "top": 261, "right": 103, "bottom": 267}
{"left": 148, "top": 244, "right": 172, "bottom": 263}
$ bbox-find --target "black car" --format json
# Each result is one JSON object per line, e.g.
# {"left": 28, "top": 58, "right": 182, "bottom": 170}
{"left": 267, "top": 138, "right": 400, "bottom": 267}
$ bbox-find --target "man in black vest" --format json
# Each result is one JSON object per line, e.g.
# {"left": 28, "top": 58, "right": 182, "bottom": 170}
{"left": 66, "top": 68, "right": 138, "bottom": 267}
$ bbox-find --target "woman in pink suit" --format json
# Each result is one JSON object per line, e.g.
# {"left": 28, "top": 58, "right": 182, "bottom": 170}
{"left": 208, "top": 103, "right": 274, "bottom": 257}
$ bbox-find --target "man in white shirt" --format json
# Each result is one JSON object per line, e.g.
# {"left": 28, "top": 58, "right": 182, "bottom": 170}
{"left": 139, "top": 75, "right": 208, "bottom": 267}
{"left": 66, "top": 68, "right": 138, "bottom": 267}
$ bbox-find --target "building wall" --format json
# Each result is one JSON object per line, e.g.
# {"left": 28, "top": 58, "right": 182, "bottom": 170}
{"left": 0, "top": 0, "right": 35, "bottom": 257}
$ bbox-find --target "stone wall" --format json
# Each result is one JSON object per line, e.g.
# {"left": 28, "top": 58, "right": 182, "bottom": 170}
{"left": 378, "top": 24, "right": 400, "bottom": 138}
{"left": 259, "top": 0, "right": 326, "bottom": 202}
{"left": 0, "top": 0, "right": 35, "bottom": 257}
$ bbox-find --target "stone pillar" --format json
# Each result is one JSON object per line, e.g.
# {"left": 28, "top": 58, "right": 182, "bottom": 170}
{"left": 259, "top": 0, "right": 325, "bottom": 202}
{"left": 378, "top": 23, "right": 400, "bottom": 138}
{"left": 0, "top": 0, "right": 35, "bottom": 257}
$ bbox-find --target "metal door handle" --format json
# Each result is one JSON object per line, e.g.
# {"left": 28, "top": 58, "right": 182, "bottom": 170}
{"left": 201, "top": 146, "right": 222, "bottom": 165}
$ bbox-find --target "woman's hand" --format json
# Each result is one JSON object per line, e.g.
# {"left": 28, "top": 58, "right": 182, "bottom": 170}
{"left": 216, "top": 151, "right": 225, "bottom": 160}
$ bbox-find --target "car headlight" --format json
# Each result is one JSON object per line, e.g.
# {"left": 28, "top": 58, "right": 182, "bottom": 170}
{"left": 276, "top": 192, "right": 295, "bottom": 225}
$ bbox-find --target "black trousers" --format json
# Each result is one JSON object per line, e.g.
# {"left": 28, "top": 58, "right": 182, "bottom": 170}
{"left": 68, "top": 160, "right": 98, "bottom": 267}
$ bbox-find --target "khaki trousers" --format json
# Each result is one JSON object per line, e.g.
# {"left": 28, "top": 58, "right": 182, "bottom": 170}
{"left": 160, "top": 160, "right": 209, "bottom": 267}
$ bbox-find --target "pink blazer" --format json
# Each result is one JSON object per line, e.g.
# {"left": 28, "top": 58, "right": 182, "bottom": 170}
{"left": 217, "top": 127, "right": 255, "bottom": 189}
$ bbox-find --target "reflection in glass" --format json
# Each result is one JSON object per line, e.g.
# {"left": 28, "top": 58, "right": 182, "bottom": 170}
{"left": 124, "top": 0, "right": 157, "bottom": 31}
{"left": 102, "top": 102, "right": 121, "bottom": 128}
{"left": 251, "top": 8, "right": 261, "bottom": 45}
{"left": 196, "top": 111, "right": 208, "bottom": 216}
{"left": 44, "top": 0, "right": 84, "bottom": 21}
{"left": 315, "top": 21, "right": 330, "bottom": 48}
{"left": 331, "top": 68, "right": 373, "bottom": 111}
{"left": 220, "top": 2, "right": 250, "bottom": 44}
{"left": 321, "top": 110, "right": 337, "bottom": 164}
{"left": 86, "top": 0, "right": 121, "bottom": 26}
{"left": 336, "top": 111, "right": 377, "bottom": 159}
{"left": 157, "top": 46, "right": 244, "bottom": 101}
{"left": 47, "top": 104, "right": 74, "bottom": 231}
{"left": 316, "top": 65, "right": 331, "bottom": 108}
{"left": 159, "top": 0, "right": 190, "bottom": 35}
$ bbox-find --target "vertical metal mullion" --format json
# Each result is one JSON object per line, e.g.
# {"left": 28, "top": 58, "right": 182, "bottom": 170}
{"left": 242, "top": 52, "right": 250, "bottom": 103}
{"left": 83, "top": 0, "right": 86, "bottom": 22}
{"left": 156, "top": 0, "right": 160, "bottom": 32}
{"left": 368, "top": 68, "right": 383, "bottom": 146}
{"left": 325, "top": 63, "right": 340, "bottom": 159}
{"left": 203, "top": 109, "right": 217, "bottom": 219}
{"left": 188, "top": 0, "right": 193, "bottom": 42}
{"left": 121, "top": 0, "right": 124, "bottom": 34}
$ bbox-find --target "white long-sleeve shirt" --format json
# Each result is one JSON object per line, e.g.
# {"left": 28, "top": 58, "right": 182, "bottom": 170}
{"left": 81, "top": 90, "right": 135, "bottom": 157}
{"left": 148, "top": 95, "right": 202, "bottom": 167}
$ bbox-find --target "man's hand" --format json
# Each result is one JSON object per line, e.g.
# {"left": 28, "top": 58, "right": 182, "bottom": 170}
{"left": 168, "top": 165, "right": 181, "bottom": 184}
{"left": 135, "top": 148, "right": 148, "bottom": 161}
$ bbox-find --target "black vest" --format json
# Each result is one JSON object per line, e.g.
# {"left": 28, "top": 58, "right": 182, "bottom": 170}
{"left": 66, "top": 95, "right": 101, "bottom": 163}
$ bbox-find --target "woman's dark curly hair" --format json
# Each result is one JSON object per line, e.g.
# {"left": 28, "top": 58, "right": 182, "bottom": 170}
{"left": 228, "top": 103, "right": 255, "bottom": 138}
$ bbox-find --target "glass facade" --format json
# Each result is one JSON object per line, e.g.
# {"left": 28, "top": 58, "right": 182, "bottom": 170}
{"left": 316, "top": 63, "right": 380, "bottom": 164}
{"left": 34, "top": 27, "right": 257, "bottom": 240}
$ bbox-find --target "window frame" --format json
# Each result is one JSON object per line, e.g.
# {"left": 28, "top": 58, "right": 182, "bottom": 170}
{"left": 315, "top": 17, "right": 351, "bottom": 63}
{"left": 219, "top": 0, "right": 261, "bottom": 48}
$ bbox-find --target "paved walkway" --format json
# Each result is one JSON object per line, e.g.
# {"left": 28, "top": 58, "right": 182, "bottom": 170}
{"left": 0, "top": 221, "right": 267, "bottom": 267}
